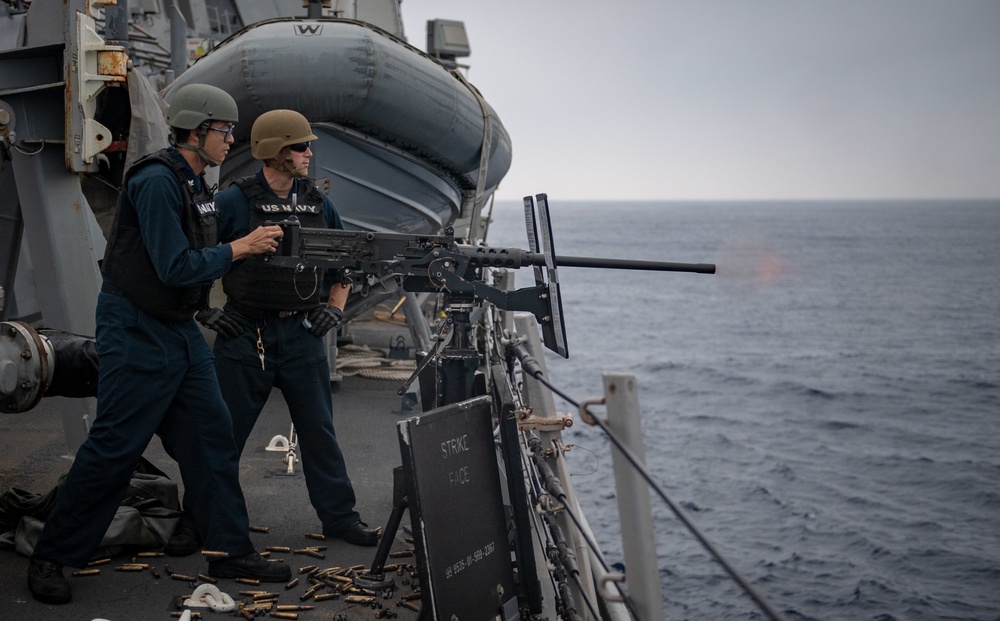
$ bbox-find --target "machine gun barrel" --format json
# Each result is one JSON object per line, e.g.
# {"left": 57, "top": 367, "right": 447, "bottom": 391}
{"left": 548, "top": 255, "right": 715, "bottom": 274}
{"left": 458, "top": 246, "right": 715, "bottom": 274}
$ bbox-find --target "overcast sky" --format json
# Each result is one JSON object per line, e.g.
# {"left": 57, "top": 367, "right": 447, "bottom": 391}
{"left": 399, "top": 1, "right": 1000, "bottom": 201}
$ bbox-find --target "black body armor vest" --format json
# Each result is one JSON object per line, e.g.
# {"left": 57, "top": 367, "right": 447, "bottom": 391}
{"left": 222, "top": 176, "right": 329, "bottom": 311}
{"left": 102, "top": 150, "right": 218, "bottom": 321}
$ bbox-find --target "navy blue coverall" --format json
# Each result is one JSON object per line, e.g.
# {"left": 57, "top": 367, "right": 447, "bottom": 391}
{"left": 213, "top": 172, "right": 361, "bottom": 532}
{"left": 32, "top": 152, "right": 256, "bottom": 568}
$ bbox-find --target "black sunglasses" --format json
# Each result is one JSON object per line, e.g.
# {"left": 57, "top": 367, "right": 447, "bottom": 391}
{"left": 288, "top": 142, "right": 311, "bottom": 153}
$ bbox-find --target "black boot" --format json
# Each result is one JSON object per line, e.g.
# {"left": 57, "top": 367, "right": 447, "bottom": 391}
{"left": 324, "top": 520, "right": 379, "bottom": 546}
{"left": 27, "top": 558, "right": 71, "bottom": 604}
{"left": 208, "top": 551, "right": 291, "bottom": 582}
{"left": 165, "top": 524, "right": 202, "bottom": 557}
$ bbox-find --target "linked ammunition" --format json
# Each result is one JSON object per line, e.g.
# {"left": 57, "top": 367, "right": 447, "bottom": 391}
{"left": 236, "top": 577, "right": 262, "bottom": 585}
{"left": 196, "top": 573, "right": 217, "bottom": 584}
{"left": 250, "top": 525, "right": 270, "bottom": 533}
{"left": 285, "top": 578, "right": 300, "bottom": 589}
{"left": 201, "top": 550, "right": 229, "bottom": 558}
{"left": 88, "top": 558, "right": 111, "bottom": 566}
{"left": 72, "top": 568, "right": 100, "bottom": 577}
{"left": 305, "top": 533, "right": 326, "bottom": 540}
{"left": 266, "top": 546, "right": 292, "bottom": 553}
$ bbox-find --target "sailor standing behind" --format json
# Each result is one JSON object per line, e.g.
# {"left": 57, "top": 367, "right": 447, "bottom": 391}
{"left": 26, "top": 84, "right": 291, "bottom": 605}
{"left": 197, "top": 109, "right": 378, "bottom": 547}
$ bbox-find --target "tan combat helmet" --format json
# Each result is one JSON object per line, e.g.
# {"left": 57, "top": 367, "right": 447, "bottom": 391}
{"left": 251, "top": 110, "right": 318, "bottom": 160}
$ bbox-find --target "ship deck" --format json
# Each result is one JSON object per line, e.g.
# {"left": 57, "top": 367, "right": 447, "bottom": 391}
{"left": 0, "top": 319, "right": 423, "bottom": 621}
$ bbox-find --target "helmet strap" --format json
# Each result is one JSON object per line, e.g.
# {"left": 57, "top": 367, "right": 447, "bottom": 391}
{"left": 175, "top": 124, "right": 221, "bottom": 167}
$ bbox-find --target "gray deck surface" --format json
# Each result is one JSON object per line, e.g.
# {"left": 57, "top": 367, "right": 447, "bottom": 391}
{"left": 0, "top": 321, "right": 422, "bottom": 621}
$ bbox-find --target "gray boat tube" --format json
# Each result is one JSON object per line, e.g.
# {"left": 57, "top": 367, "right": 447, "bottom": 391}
{"left": 162, "top": 18, "right": 512, "bottom": 200}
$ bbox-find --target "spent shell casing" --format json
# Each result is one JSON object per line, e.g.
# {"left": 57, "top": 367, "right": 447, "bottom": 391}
{"left": 196, "top": 573, "right": 217, "bottom": 584}
{"left": 313, "top": 592, "right": 340, "bottom": 602}
{"left": 294, "top": 549, "right": 325, "bottom": 559}
{"left": 297, "top": 564, "right": 318, "bottom": 574}
{"left": 345, "top": 595, "right": 376, "bottom": 604}
{"left": 404, "top": 592, "right": 423, "bottom": 601}
{"left": 87, "top": 558, "right": 111, "bottom": 566}
{"left": 285, "top": 577, "right": 300, "bottom": 590}
{"left": 116, "top": 564, "right": 147, "bottom": 572}
{"left": 72, "top": 568, "right": 101, "bottom": 577}
{"left": 276, "top": 605, "right": 315, "bottom": 612}
{"left": 304, "top": 533, "right": 326, "bottom": 541}
{"left": 402, "top": 601, "right": 420, "bottom": 612}
{"left": 239, "top": 610, "right": 254, "bottom": 621}
{"left": 389, "top": 550, "right": 413, "bottom": 558}
{"left": 250, "top": 525, "right": 269, "bottom": 533}
{"left": 201, "top": 550, "right": 229, "bottom": 558}
{"left": 270, "top": 613, "right": 299, "bottom": 620}
{"left": 239, "top": 590, "right": 269, "bottom": 596}
{"left": 253, "top": 592, "right": 280, "bottom": 601}
{"left": 266, "top": 546, "right": 291, "bottom": 553}
{"left": 150, "top": 567, "right": 161, "bottom": 579}
{"left": 260, "top": 551, "right": 271, "bottom": 558}
{"left": 170, "top": 573, "right": 197, "bottom": 582}
{"left": 236, "top": 577, "right": 262, "bottom": 585}
{"left": 299, "top": 583, "right": 324, "bottom": 601}
{"left": 137, "top": 551, "right": 164, "bottom": 557}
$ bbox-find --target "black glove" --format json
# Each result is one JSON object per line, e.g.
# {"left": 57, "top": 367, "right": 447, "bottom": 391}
{"left": 304, "top": 306, "right": 343, "bottom": 337}
{"left": 195, "top": 307, "right": 248, "bottom": 339}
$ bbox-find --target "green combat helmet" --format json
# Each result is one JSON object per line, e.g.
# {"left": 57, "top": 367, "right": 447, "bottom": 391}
{"left": 166, "top": 83, "right": 238, "bottom": 167}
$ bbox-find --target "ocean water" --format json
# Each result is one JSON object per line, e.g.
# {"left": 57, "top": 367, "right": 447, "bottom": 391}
{"left": 484, "top": 199, "right": 1000, "bottom": 621}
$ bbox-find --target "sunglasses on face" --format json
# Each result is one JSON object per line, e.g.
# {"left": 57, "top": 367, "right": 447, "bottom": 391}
{"left": 207, "top": 125, "right": 235, "bottom": 140}
{"left": 288, "top": 142, "right": 311, "bottom": 153}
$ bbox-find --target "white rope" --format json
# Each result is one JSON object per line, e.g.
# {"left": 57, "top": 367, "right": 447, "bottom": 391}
{"left": 182, "top": 583, "right": 237, "bottom": 612}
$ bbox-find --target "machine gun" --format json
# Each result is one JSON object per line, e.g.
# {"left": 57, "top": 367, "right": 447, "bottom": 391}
{"left": 269, "top": 194, "right": 715, "bottom": 356}
{"left": 266, "top": 194, "right": 715, "bottom": 408}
